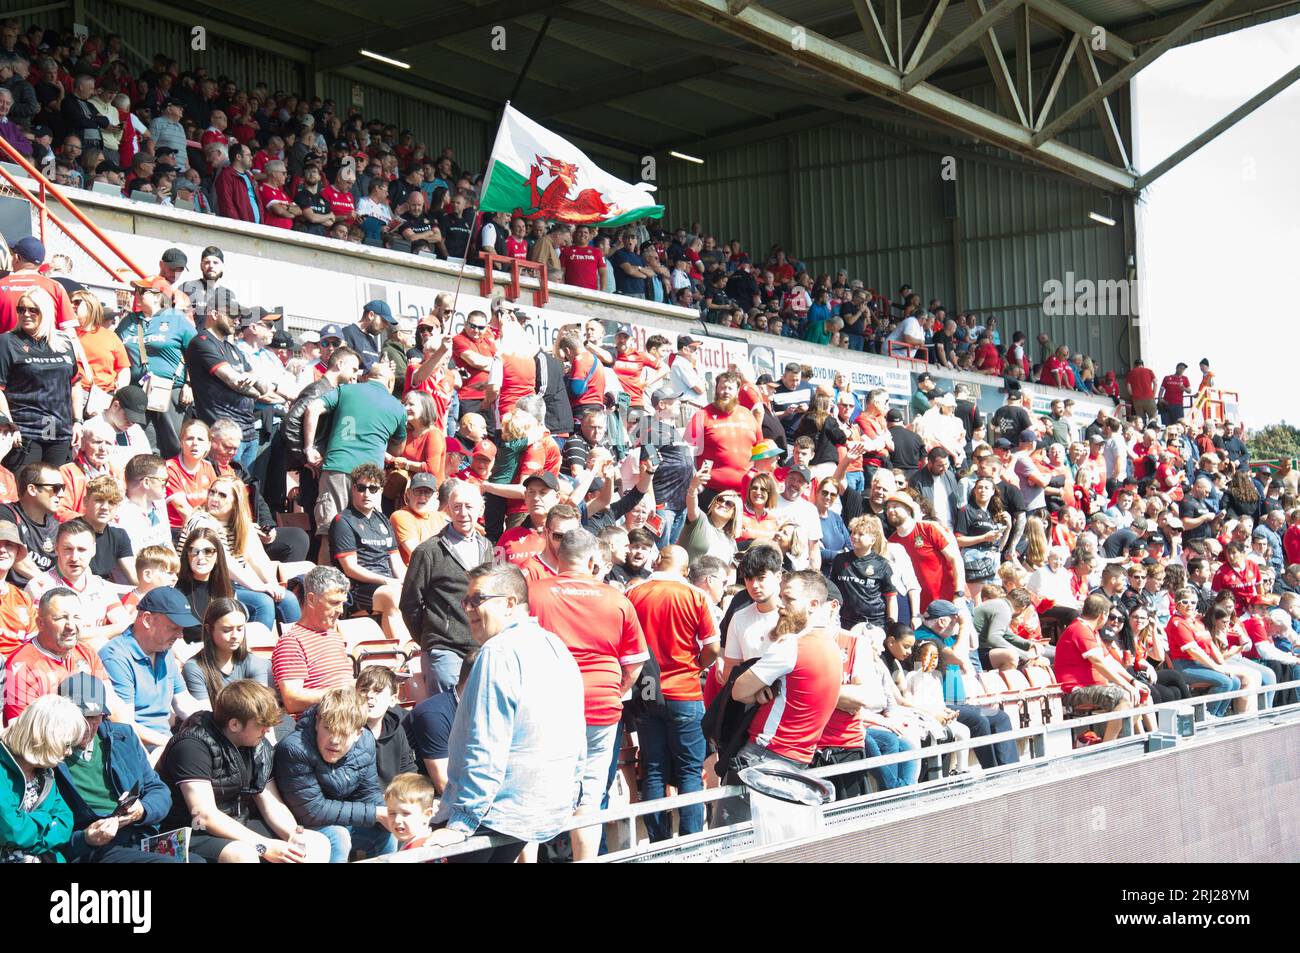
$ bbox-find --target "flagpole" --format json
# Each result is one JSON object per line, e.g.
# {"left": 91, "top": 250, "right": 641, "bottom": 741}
{"left": 450, "top": 101, "right": 509, "bottom": 321}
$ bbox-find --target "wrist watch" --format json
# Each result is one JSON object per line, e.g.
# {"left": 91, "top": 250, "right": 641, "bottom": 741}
{"left": 255, "top": 842, "right": 267, "bottom": 857}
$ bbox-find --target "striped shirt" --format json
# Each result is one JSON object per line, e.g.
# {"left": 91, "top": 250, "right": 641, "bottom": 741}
{"left": 271, "top": 622, "right": 354, "bottom": 700}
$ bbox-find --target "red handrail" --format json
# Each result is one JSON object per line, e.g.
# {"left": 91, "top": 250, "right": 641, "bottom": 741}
{"left": 0, "top": 136, "right": 147, "bottom": 281}
{"left": 478, "top": 250, "right": 549, "bottom": 308}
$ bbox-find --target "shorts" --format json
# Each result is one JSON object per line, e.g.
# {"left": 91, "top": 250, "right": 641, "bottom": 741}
{"left": 1132, "top": 399, "right": 1157, "bottom": 421}
{"left": 977, "top": 646, "right": 995, "bottom": 670}
{"left": 1069, "top": 684, "right": 1127, "bottom": 712}
{"left": 188, "top": 817, "right": 276, "bottom": 864}
{"left": 347, "top": 581, "right": 379, "bottom": 614}
{"left": 314, "top": 470, "right": 353, "bottom": 535}
{"left": 577, "top": 722, "right": 622, "bottom": 810}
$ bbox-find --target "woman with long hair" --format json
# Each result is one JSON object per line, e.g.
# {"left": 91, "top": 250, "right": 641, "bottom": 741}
{"left": 1020, "top": 515, "right": 1050, "bottom": 571}
{"left": 815, "top": 477, "right": 851, "bottom": 567}
{"left": 1222, "top": 469, "right": 1261, "bottom": 520}
{"left": 178, "top": 476, "right": 303, "bottom": 630}
{"left": 181, "top": 598, "right": 275, "bottom": 706}
{"left": 1, "top": 695, "right": 84, "bottom": 863}
{"left": 1120, "top": 603, "right": 1189, "bottom": 703}
{"left": 793, "top": 391, "right": 847, "bottom": 480}
{"left": 679, "top": 463, "right": 741, "bottom": 564}
{"left": 385, "top": 390, "right": 444, "bottom": 506}
{"left": 0, "top": 288, "right": 79, "bottom": 468}
{"left": 952, "top": 478, "right": 1009, "bottom": 602}
{"left": 165, "top": 418, "right": 218, "bottom": 531}
{"left": 175, "top": 526, "right": 237, "bottom": 635}
{"left": 71, "top": 288, "right": 130, "bottom": 397}
{"left": 738, "top": 472, "right": 780, "bottom": 542}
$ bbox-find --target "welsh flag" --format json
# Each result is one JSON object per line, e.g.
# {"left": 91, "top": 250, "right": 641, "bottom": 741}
{"left": 479, "top": 104, "right": 663, "bottom": 227}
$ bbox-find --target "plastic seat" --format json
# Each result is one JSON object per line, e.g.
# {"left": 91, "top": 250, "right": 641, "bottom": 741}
{"left": 1002, "top": 669, "right": 1043, "bottom": 728}
{"left": 1025, "top": 665, "right": 1065, "bottom": 723}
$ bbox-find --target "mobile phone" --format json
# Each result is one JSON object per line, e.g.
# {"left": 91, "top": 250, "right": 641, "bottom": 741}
{"left": 641, "top": 444, "right": 662, "bottom": 469}
{"left": 112, "top": 782, "right": 141, "bottom": 818}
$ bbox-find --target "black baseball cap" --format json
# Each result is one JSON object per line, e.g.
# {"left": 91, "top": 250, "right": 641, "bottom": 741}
{"left": 270, "top": 330, "right": 295, "bottom": 349}
{"left": 113, "top": 385, "right": 149, "bottom": 425}
{"left": 137, "top": 586, "right": 200, "bottom": 627}
{"left": 677, "top": 335, "right": 699, "bottom": 349}
{"left": 160, "top": 247, "right": 187, "bottom": 268}
{"left": 523, "top": 472, "right": 559, "bottom": 492}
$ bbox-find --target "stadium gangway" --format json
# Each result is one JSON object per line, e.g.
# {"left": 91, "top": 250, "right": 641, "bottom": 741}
{"left": 363, "top": 676, "right": 1300, "bottom": 863}
{"left": 0, "top": 135, "right": 148, "bottom": 283}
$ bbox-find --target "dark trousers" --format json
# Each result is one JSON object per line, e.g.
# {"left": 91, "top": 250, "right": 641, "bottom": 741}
{"left": 75, "top": 843, "right": 188, "bottom": 863}
{"left": 265, "top": 526, "right": 310, "bottom": 563}
{"left": 5, "top": 438, "right": 72, "bottom": 469}
{"left": 144, "top": 387, "right": 185, "bottom": 460}
{"left": 953, "top": 705, "right": 1019, "bottom": 769}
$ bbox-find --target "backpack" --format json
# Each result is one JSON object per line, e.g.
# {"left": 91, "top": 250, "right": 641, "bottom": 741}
{"left": 701, "top": 658, "right": 761, "bottom": 781}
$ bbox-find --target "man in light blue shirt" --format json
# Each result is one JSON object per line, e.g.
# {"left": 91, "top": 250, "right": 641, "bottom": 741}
{"left": 147, "top": 99, "right": 188, "bottom": 171}
{"left": 428, "top": 563, "right": 585, "bottom": 862}
{"left": 99, "top": 587, "right": 202, "bottom": 757}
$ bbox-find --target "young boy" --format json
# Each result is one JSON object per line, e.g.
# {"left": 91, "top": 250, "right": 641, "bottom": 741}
{"left": 357, "top": 666, "right": 418, "bottom": 787}
{"left": 384, "top": 772, "right": 438, "bottom": 851}
{"left": 121, "top": 544, "right": 181, "bottom": 612}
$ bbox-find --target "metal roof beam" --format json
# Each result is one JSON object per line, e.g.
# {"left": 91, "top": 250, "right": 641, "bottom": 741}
{"left": 658, "top": 0, "right": 1135, "bottom": 190}
{"left": 1024, "top": 0, "right": 1135, "bottom": 61}
{"left": 1073, "top": 43, "right": 1129, "bottom": 167}
{"left": 1135, "top": 61, "right": 1300, "bottom": 190}
{"left": 962, "top": 0, "right": 1029, "bottom": 125}
{"left": 902, "top": 0, "right": 1021, "bottom": 91}
{"left": 1032, "top": 0, "right": 1238, "bottom": 146}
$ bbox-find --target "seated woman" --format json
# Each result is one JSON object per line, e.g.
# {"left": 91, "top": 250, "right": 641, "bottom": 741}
{"left": 384, "top": 390, "right": 445, "bottom": 508}
{"left": 183, "top": 598, "right": 275, "bottom": 705}
{"left": 902, "top": 640, "right": 973, "bottom": 776}
{"left": 176, "top": 527, "right": 237, "bottom": 633}
{"left": 178, "top": 477, "right": 306, "bottom": 630}
{"left": 1, "top": 694, "right": 85, "bottom": 863}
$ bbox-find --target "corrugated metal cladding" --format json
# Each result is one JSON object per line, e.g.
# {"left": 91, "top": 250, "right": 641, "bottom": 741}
{"left": 85, "top": 0, "right": 304, "bottom": 94}
{"left": 656, "top": 78, "right": 1133, "bottom": 374}
{"left": 319, "top": 76, "right": 488, "bottom": 170}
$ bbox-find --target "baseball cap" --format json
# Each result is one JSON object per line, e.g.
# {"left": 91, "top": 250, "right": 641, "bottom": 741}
{"left": 363, "top": 299, "right": 397, "bottom": 325}
{"left": 994, "top": 438, "right": 1014, "bottom": 450}
{"left": 916, "top": 372, "right": 934, "bottom": 384}
{"left": 1018, "top": 428, "right": 1038, "bottom": 444}
{"left": 650, "top": 388, "right": 677, "bottom": 408}
{"left": 408, "top": 472, "right": 437, "bottom": 491}
{"left": 160, "top": 248, "right": 187, "bottom": 269}
{"left": 155, "top": 146, "right": 179, "bottom": 157}
{"left": 615, "top": 324, "right": 633, "bottom": 337}
{"left": 522, "top": 471, "right": 558, "bottom": 491}
{"left": 751, "top": 440, "right": 783, "bottom": 462}
{"left": 130, "top": 275, "right": 169, "bottom": 293}
{"left": 1146, "top": 533, "right": 1168, "bottom": 548}
{"left": 785, "top": 465, "right": 812, "bottom": 483}
{"left": 1089, "top": 433, "right": 1105, "bottom": 443}
{"left": 113, "top": 385, "right": 149, "bottom": 425}
{"left": 885, "top": 408, "right": 904, "bottom": 425}
{"left": 444, "top": 438, "right": 466, "bottom": 457}
{"left": 137, "top": 586, "right": 201, "bottom": 628}
{"left": 319, "top": 323, "right": 344, "bottom": 342}
{"left": 755, "top": 373, "right": 775, "bottom": 386}
{"left": 236, "top": 309, "right": 262, "bottom": 328}
{"left": 270, "top": 330, "right": 295, "bottom": 349}
{"left": 53, "top": 276, "right": 85, "bottom": 297}
{"left": 0, "top": 520, "right": 27, "bottom": 560}
{"left": 11, "top": 237, "right": 44, "bottom": 263}
{"left": 677, "top": 335, "right": 699, "bottom": 350}
{"left": 924, "top": 599, "right": 960, "bottom": 620}
{"left": 244, "top": 305, "right": 282, "bottom": 324}
{"left": 471, "top": 440, "right": 496, "bottom": 460}
{"left": 57, "top": 673, "right": 107, "bottom": 717}
{"left": 298, "top": 330, "right": 321, "bottom": 345}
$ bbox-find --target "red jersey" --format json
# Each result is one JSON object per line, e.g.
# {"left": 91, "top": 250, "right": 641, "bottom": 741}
{"left": 520, "top": 553, "right": 560, "bottom": 583}
{"left": 559, "top": 245, "right": 605, "bottom": 290}
{"left": 746, "top": 630, "right": 843, "bottom": 764}
{"left": 165, "top": 456, "right": 217, "bottom": 529}
{"left": 1159, "top": 374, "right": 1191, "bottom": 407}
{"left": 975, "top": 341, "right": 1004, "bottom": 375}
{"left": 529, "top": 572, "right": 649, "bottom": 726}
{"left": 321, "top": 185, "right": 356, "bottom": 225}
{"left": 611, "top": 350, "right": 658, "bottom": 408}
{"left": 818, "top": 629, "right": 868, "bottom": 749}
{"left": 0, "top": 270, "right": 76, "bottom": 334}
{"left": 451, "top": 331, "right": 496, "bottom": 401}
{"left": 1053, "top": 618, "right": 1103, "bottom": 692}
{"left": 496, "top": 353, "right": 536, "bottom": 419}
{"left": 505, "top": 236, "right": 529, "bottom": 259}
{"left": 1127, "top": 366, "right": 1156, "bottom": 401}
{"left": 257, "top": 182, "right": 294, "bottom": 229}
{"left": 1039, "top": 355, "right": 1074, "bottom": 388}
{"left": 1283, "top": 525, "right": 1300, "bottom": 566}
{"left": 1212, "top": 560, "right": 1260, "bottom": 615}
{"left": 685, "top": 403, "right": 762, "bottom": 493}
{"left": 495, "top": 523, "right": 545, "bottom": 566}
{"left": 627, "top": 574, "right": 719, "bottom": 702}
{"left": 892, "top": 520, "right": 957, "bottom": 609}
{"left": 566, "top": 351, "right": 606, "bottom": 410}
{"left": 1166, "top": 615, "right": 1214, "bottom": 663}
{"left": 4, "top": 640, "right": 110, "bottom": 722}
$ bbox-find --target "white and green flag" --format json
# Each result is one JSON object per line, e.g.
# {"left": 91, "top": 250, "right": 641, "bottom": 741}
{"left": 479, "top": 104, "right": 663, "bottom": 227}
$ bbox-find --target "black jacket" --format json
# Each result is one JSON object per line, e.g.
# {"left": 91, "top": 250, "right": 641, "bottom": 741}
{"left": 400, "top": 526, "right": 494, "bottom": 656}
{"left": 373, "top": 707, "right": 417, "bottom": 788}
{"left": 909, "top": 466, "right": 964, "bottom": 519}
{"left": 157, "top": 711, "right": 273, "bottom": 828}
{"left": 282, "top": 375, "right": 336, "bottom": 465}
{"left": 534, "top": 351, "right": 575, "bottom": 436}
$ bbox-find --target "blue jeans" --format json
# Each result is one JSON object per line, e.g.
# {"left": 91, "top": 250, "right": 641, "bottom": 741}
{"left": 316, "top": 823, "right": 397, "bottom": 863}
{"left": 656, "top": 508, "right": 686, "bottom": 548}
{"left": 235, "top": 436, "right": 259, "bottom": 472}
{"left": 1172, "top": 660, "right": 1240, "bottom": 716}
{"left": 637, "top": 699, "right": 706, "bottom": 842}
{"left": 864, "top": 728, "right": 919, "bottom": 789}
{"left": 844, "top": 470, "right": 865, "bottom": 494}
{"left": 1232, "top": 657, "right": 1277, "bottom": 709}
{"left": 423, "top": 648, "right": 464, "bottom": 695}
{"left": 953, "top": 705, "right": 1019, "bottom": 768}
{"left": 234, "top": 585, "right": 301, "bottom": 630}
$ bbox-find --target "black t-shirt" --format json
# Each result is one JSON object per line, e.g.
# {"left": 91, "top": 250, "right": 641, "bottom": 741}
{"left": 991, "top": 405, "right": 1032, "bottom": 444}
{"left": 953, "top": 504, "right": 997, "bottom": 542}
{"left": 0, "top": 331, "right": 77, "bottom": 442}
{"left": 830, "top": 551, "right": 896, "bottom": 629}
{"left": 158, "top": 734, "right": 262, "bottom": 827}
{"left": 994, "top": 480, "right": 1027, "bottom": 516}
{"left": 704, "top": 287, "right": 733, "bottom": 316}
{"left": 839, "top": 302, "right": 867, "bottom": 335}
{"left": 398, "top": 212, "right": 432, "bottom": 241}
{"left": 91, "top": 524, "right": 133, "bottom": 579}
{"left": 330, "top": 504, "right": 397, "bottom": 579}
{"left": 724, "top": 271, "right": 758, "bottom": 311}
{"left": 404, "top": 692, "right": 458, "bottom": 765}
{"left": 1103, "top": 526, "right": 1139, "bottom": 558}
{"left": 648, "top": 419, "right": 694, "bottom": 512}
{"left": 0, "top": 502, "right": 56, "bottom": 585}
{"left": 439, "top": 209, "right": 474, "bottom": 258}
{"left": 1180, "top": 495, "right": 1213, "bottom": 541}
{"left": 955, "top": 400, "right": 981, "bottom": 441}
{"left": 931, "top": 329, "right": 952, "bottom": 363}
{"left": 294, "top": 186, "right": 331, "bottom": 236}
{"left": 186, "top": 329, "right": 255, "bottom": 439}
{"left": 889, "top": 425, "right": 926, "bottom": 475}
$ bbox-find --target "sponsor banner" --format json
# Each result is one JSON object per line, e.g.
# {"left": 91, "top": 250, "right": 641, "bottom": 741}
{"left": 766, "top": 346, "right": 911, "bottom": 404}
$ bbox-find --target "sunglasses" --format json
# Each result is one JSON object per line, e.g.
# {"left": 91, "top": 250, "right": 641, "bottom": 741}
{"left": 467, "top": 323, "right": 487, "bottom": 331}
{"left": 354, "top": 484, "right": 383, "bottom": 494}
{"left": 16, "top": 305, "right": 40, "bottom": 315}
{"left": 37, "top": 483, "right": 64, "bottom": 493}
{"left": 190, "top": 546, "right": 217, "bottom": 557}
{"left": 461, "top": 592, "right": 507, "bottom": 610}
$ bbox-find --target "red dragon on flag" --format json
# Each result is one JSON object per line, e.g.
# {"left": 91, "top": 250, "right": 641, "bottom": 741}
{"left": 516, "top": 155, "right": 621, "bottom": 224}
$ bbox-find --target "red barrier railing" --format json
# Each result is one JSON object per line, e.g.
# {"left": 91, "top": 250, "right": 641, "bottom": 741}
{"left": 0, "top": 136, "right": 147, "bottom": 282}
{"left": 478, "top": 250, "right": 549, "bottom": 307}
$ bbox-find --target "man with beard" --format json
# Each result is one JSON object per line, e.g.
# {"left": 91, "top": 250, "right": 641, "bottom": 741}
{"left": 727, "top": 571, "right": 842, "bottom": 780}
{"left": 884, "top": 492, "right": 964, "bottom": 612}
{"left": 686, "top": 371, "right": 761, "bottom": 503}
{"left": 623, "top": 528, "right": 658, "bottom": 583}
{"left": 177, "top": 246, "right": 227, "bottom": 320}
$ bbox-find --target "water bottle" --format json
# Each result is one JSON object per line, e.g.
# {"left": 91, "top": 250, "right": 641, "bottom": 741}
{"left": 288, "top": 825, "right": 308, "bottom": 855}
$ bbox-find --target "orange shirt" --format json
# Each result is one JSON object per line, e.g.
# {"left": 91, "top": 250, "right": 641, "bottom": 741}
{"left": 166, "top": 456, "right": 217, "bottom": 529}
{"left": 76, "top": 324, "right": 131, "bottom": 392}
{"left": 400, "top": 427, "right": 445, "bottom": 478}
{"left": 626, "top": 574, "right": 718, "bottom": 701}
{"left": 686, "top": 403, "right": 761, "bottom": 493}
{"left": 0, "top": 465, "right": 15, "bottom": 505}
{"left": 0, "top": 581, "right": 35, "bottom": 657}
{"left": 528, "top": 571, "right": 649, "bottom": 725}
{"left": 389, "top": 507, "right": 444, "bottom": 562}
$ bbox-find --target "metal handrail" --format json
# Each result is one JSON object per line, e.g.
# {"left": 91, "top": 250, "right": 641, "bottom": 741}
{"left": 0, "top": 136, "right": 148, "bottom": 281}
{"left": 363, "top": 676, "right": 1300, "bottom": 863}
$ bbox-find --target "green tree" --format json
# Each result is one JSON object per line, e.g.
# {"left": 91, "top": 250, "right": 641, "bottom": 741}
{"left": 1248, "top": 423, "right": 1300, "bottom": 463}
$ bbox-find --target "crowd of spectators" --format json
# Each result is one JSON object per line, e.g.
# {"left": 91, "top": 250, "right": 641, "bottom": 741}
{"left": 0, "top": 19, "right": 1286, "bottom": 868}
{"left": 0, "top": 19, "right": 1131, "bottom": 386}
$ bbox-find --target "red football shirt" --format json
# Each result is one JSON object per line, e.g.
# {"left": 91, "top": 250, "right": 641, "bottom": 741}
{"left": 529, "top": 572, "right": 648, "bottom": 725}
{"left": 892, "top": 520, "right": 957, "bottom": 609}
{"left": 1127, "top": 366, "right": 1156, "bottom": 401}
{"left": 626, "top": 574, "right": 718, "bottom": 702}
{"left": 559, "top": 245, "right": 605, "bottom": 290}
{"left": 1160, "top": 374, "right": 1191, "bottom": 407}
{"left": 818, "top": 629, "right": 868, "bottom": 749}
{"left": 321, "top": 185, "right": 356, "bottom": 225}
{"left": 451, "top": 331, "right": 496, "bottom": 401}
{"left": 258, "top": 182, "right": 293, "bottom": 229}
{"left": 495, "top": 523, "right": 545, "bottom": 566}
{"left": 746, "top": 630, "right": 843, "bottom": 764}
{"left": 567, "top": 351, "right": 606, "bottom": 410}
{"left": 1166, "top": 615, "right": 1214, "bottom": 664}
{"left": 686, "top": 404, "right": 761, "bottom": 493}
{"left": 1053, "top": 618, "right": 1103, "bottom": 692}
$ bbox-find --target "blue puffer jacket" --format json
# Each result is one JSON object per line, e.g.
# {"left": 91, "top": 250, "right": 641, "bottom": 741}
{"left": 55, "top": 720, "right": 173, "bottom": 860}
{"left": 273, "top": 706, "right": 383, "bottom": 828}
